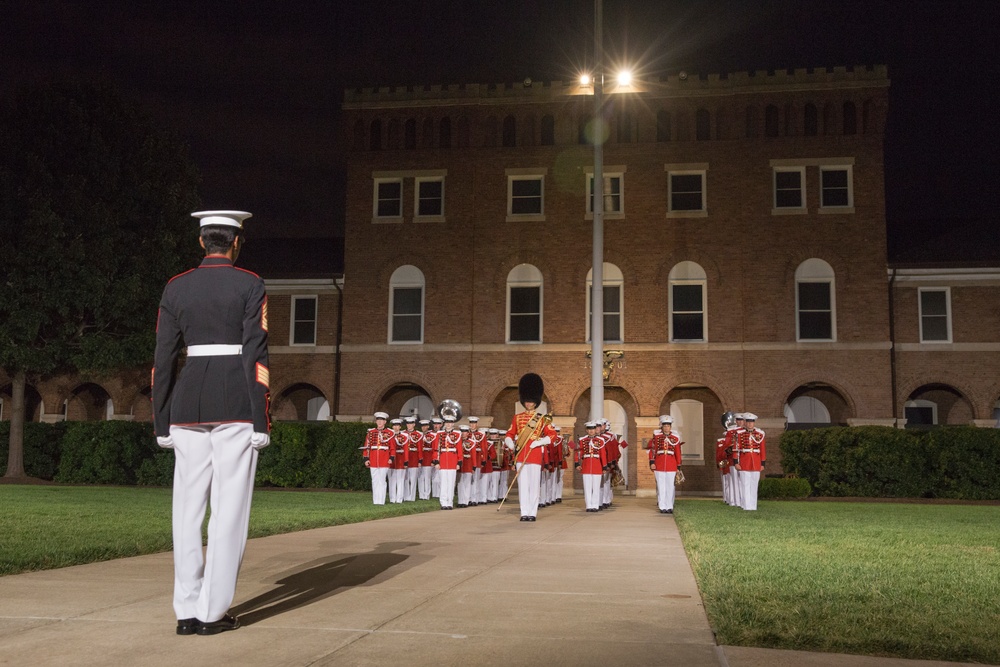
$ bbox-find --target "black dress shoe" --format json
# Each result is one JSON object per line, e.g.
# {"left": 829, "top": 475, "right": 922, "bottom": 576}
{"left": 196, "top": 614, "right": 240, "bottom": 636}
{"left": 520, "top": 516, "right": 529, "bottom": 521}
{"left": 555, "top": 498, "right": 562, "bottom": 503}
{"left": 176, "top": 618, "right": 199, "bottom": 635}
{"left": 528, "top": 516, "right": 536, "bottom": 521}
{"left": 666, "top": 509, "right": 673, "bottom": 514}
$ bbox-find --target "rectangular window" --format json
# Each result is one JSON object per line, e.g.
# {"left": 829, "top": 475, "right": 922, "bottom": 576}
{"left": 773, "top": 167, "right": 805, "bottom": 210}
{"left": 509, "top": 286, "right": 541, "bottom": 342}
{"left": 820, "top": 166, "right": 852, "bottom": 208}
{"left": 291, "top": 296, "right": 317, "bottom": 345}
{"left": 671, "top": 283, "right": 705, "bottom": 341}
{"left": 415, "top": 177, "right": 444, "bottom": 218}
{"left": 391, "top": 287, "right": 423, "bottom": 343}
{"left": 588, "top": 174, "right": 623, "bottom": 215}
{"left": 374, "top": 179, "right": 402, "bottom": 218}
{"left": 588, "top": 284, "right": 622, "bottom": 342}
{"left": 797, "top": 282, "right": 833, "bottom": 340}
{"left": 509, "top": 176, "right": 543, "bottom": 216}
{"left": 667, "top": 171, "right": 706, "bottom": 214}
{"left": 919, "top": 288, "right": 951, "bottom": 343}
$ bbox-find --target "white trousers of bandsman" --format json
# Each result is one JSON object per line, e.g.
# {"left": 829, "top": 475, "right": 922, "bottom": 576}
{"left": 405, "top": 467, "right": 418, "bottom": 501}
{"left": 739, "top": 470, "right": 760, "bottom": 510}
{"left": 457, "top": 472, "right": 473, "bottom": 506}
{"left": 437, "top": 468, "right": 456, "bottom": 508}
{"left": 370, "top": 466, "right": 389, "bottom": 505}
{"left": 516, "top": 462, "right": 541, "bottom": 517}
{"left": 418, "top": 465, "right": 432, "bottom": 500}
{"left": 722, "top": 471, "right": 734, "bottom": 505}
{"left": 499, "top": 470, "right": 510, "bottom": 498}
{"left": 654, "top": 471, "right": 677, "bottom": 511}
{"left": 582, "top": 473, "right": 602, "bottom": 510}
{"left": 554, "top": 468, "right": 564, "bottom": 501}
{"left": 731, "top": 469, "right": 745, "bottom": 508}
{"left": 601, "top": 473, "right": 613, "bottom": 506}
{"left": 389, "top": 468, "right": 405, "bottom": 503}
{"left": 487, "top": 470, "right": 500, "bottom": 502}
{"left": 431, "top": 466, "right": 440, "bottom": 498}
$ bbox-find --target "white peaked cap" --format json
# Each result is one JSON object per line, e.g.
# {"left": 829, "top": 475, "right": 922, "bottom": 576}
{"left": 374, "top": 412, "right": 389, "bottom": 420}
{"left": 744, "top": 413, "right": 758, "bottom": 421}
{"left": 659, "top": 415, "right": 673, "bottom": 424}
{"left": 192, "top": 210, "right": 252, "bottom": 229}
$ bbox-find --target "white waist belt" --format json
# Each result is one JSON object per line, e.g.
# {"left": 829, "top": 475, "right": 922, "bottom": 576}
{"left": 187, "top": 344, "right": 242, "bottom": 356}
{"left": 739, "top": 448, "right": 761, "bottom": 453}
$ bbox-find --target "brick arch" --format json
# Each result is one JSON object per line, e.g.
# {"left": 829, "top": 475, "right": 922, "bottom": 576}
{"left": 647, "top": 370, "right": 736, "bottom": 417}
{"left": 567, "top": 381, "right": 640, "bottom": 419}
{"left": 66, "top": 381, "right": 113, "bottom": 421}
{"left": 779, "top": 250, "right": 852, "bottom": 287}
{"left": 653, "top": 249, "right": 723, "bottom": 289}
{"left": 272, "top": 382, "right": 330, "bottom": 421}
{"left": 483, "top": 251, "right": 553, "bottom": 293}
{"left": 362, "top": 374, "right": 438, "bottom": 417}
{"left": 774, "top": 373, "right": 859, "bottom": 421}
{"left": 897, "top": 375, "right": 976, "bottom": 421}
{"left": 374, "top": 258, "right": 435, "bottom": 292}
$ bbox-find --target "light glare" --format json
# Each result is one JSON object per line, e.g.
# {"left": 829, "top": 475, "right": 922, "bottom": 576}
{"left": 617, "top": 70, "right": 632, "bottom": 86}
{"left": 580, "top": 73, "right": 591, "bottom": 86}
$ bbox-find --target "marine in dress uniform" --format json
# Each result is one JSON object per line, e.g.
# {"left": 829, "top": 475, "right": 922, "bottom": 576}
{"left": 504, "top": 374, "right": 557, "bottom": 522}
{"left": 430, "top": 417, "right": 444, "bottom": 498}
{"left": 152, "top": 210, "right": 269, "bottom": 636}
{"left": 456, "top": 425, "right": 479, "bottom": 507}
{"left": 362, "top": 412, "right": 392, "bottom": 505}
{"left": 486, "top": 428, "right": 501, "bottom": 503}
{"left": 724, "top": 413, "right": 747, "bottom": 509}
{"left": 388, "top": 419, "right": 407, "bottom": 503}
{"left": 648, "top": 415, "right": 683, "bottom": 514}
{"left": 433, "top": 417, "right": 461, "bottom": 509}
{"left": 734, "top": 413, "right": 766, "bottom": 510}
{"left": 418, "top": 420, "right": 434, "bottom": 500}
{"left": 574, "top": 422, "right": 607, "bottom": 511}
{"left": 404, "top": 417, "right": 421, "bottom": 501}
{"left": 468, "top": 417, "right": 486, "bottom": 505}
{"left": 600, "top": 420, "right": 620, "bottom": 508}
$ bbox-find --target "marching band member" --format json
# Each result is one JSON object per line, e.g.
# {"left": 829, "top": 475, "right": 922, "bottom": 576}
{"left": 469, "top": 417, "right": 486, "bottom": 505}
{"left": 600, "top": 419, "right": 620, "bottom": 509}
{"left": 498, "top": 430, "right": 512, "bottom": 498}
{"left": 574, "top": 422, "right": 607, "bottom": 512}
{"left": 418, "top": 419, "right": 435, "bottom": 500}
{"left": 404, "top": 416, "right": 421, "bottom": 502}
{"left": 725, "top": 413, "right": 747, "bottom": 508}
{"left": 555, "top": 428, "right": 572, "bottom": 503}
{"left": 481, "top": 427, "right": 498, "bottom": 503}
{"left": 362, "top": 411, "right": 393, "bottom": 505}
{"left": 430, "top": 417, "right": 444, "bottom": 498}
{"left": 433, "top": 416, "right": 461, "bottom": 509}
{"left": 648, "top": 415, "right": 683, "bottom": 514}
{"left": 388, "top": 418, "right": 407, "bottom": 504}
{"left": 457, "top": 425, "right": 479, "bottom": 507}
{"left": 735, "top": 413, "right": 766, "bottom": 510}
{"left": 505, "top": 373, "right": 556, "bottom": 522}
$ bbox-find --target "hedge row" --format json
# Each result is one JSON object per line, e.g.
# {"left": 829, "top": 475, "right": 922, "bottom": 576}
{"left": 779, "top": 426, "right": 1000, "bottom": 499}
{"left": 758, "top": 476, "right": 812, "bottom": 499}
{"left": 1, "top": 421, "right": 372, "bottom": 490}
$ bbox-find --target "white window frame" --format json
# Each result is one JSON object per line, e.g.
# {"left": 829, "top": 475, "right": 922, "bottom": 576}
{"left": 586, "top": 263, "right": 624, "bottom": 343}
{"left": 585, "top": 168, "right": 625, "bottom": 220}
{"left": 819, "top": 165, "right": 854, "bottom": 212}
{"left": 373, "top": 177, "right": 403, "bottom": 222}
{"left": 904, "top": 399, "right": 938, "bottom": 426}
{"left": 388, "top": 266, "right": 425, "bottom": 344}
{"left": 669, "top": 279, "right": 707, "bottom": 342}
{"left": 506, "top": 170, "right": 546, "bottom": 222}
{"left": 918, "top": 287, "right": 952, "bottom": 343}
{"left": 414, "top": 176, "right": 445, "bottom": 222}
{"left": 506, "top": 264, "right": 543, "bottom": 343}
{"left": 290, "top": 295, "right": 318, "bottom": 346}
{"left": 665, "top": 164, "right": 708, "bottom": 218}
{"left": 772, "top": 166, "right": 807, "bottom": 214}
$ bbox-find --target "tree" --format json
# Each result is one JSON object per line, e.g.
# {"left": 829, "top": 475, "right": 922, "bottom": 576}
{"left": 0, "top": 79, "right": 201, "bottom": 479}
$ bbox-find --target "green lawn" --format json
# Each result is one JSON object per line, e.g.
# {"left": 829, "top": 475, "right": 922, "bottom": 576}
{"left": 674, "top": 499, "right": 1000, "bottom": 664}
{"left": 0, "top": 486, "right": 437, "bottom": 576}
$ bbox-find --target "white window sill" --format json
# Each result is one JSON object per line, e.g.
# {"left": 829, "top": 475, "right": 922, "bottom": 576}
{"left": 666, "top": 210, "right": 708, "bottom": 219}
{"left": 414, "top": 215, "right": 446, "bottom": 223}
{"left": 818, "top": 206, "right": 855, "bottom": 214}
{"left": 771, "top": 207, "right": 808, "bottom": 216}
{"left": 506, "top": 214, "right": 546, "bottom": 223}
{"left": 372, "top": 216, "right": 404, "bottom": 224}
{"left": 388, "top": 340, "right": 424, "bottom": 345}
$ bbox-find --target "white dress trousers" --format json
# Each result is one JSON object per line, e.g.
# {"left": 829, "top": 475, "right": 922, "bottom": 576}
{"left": 438, "top": 468, "right": 456, "bottom": 508}
{"left": 369, "top": 466, "right": 389, "bottom": 505}
{"left": 170, "top": 422, "right": 257, "bottom": 623}
{"left": 516, "top": 462, "right": 541, "bottom": 517}
{"left": 405, "top": 467, "right": 418, "bottom": 501}
{"left": 418, "top": 465, "right": 432, "bottom": 500}
{"left": 740, "top": 470, "right": 761, "bottom": 510}
{"left": 654, "top": 470, "right": 677, "bottom": 511}
{"left": 583, "top": 473, "right": 602, "bottom": 510}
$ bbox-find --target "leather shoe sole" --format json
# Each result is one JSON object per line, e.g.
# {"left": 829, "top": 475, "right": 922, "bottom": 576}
{"left": 176, "top": 618, "right": 198, "bottom": 635}
{"left": 196, "top": 614, "right": 240, "bottom": 635}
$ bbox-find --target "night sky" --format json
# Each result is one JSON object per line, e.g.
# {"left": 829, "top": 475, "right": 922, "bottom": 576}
{"left": 3, "top": 0, "right": 998, "bottom": 258}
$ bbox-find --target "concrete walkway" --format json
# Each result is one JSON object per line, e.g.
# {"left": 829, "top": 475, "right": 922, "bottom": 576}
{"left": 0, "top": 495, "right": 984, "bottom": 667}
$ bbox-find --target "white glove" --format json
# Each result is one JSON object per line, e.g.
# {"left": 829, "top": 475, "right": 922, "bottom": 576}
{"left": 530, "top": 436, "right": 551, "bottom": 449}
{"left": 250, "top": 432, "right": 271, "bottom": 450}
{"left": 156, "top": 435, "right": 174, "bottom": 449}
{"left": 504, "top": 436, "right": 515, "bottom": 450}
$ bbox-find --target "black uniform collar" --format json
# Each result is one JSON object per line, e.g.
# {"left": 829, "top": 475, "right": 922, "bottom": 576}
{"left": 200, "top": 255, "right": 234, "bottom": 268}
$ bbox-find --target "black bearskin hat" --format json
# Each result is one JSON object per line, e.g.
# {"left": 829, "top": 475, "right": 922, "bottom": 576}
{"left": 518, "top": 373, "right": 544, "bottom": 407}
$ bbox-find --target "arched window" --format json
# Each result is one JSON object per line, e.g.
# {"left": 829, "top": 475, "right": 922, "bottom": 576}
{"left": 668, "top": 261, "right": 707, "bottom": 342}
{"left": 502, "top": 115, "right": 517, "bottom": 147}
{"left": 795, "top": 259, "right": 836, "bottom": 341}
{"left": 657, "top": 110, "right": 672, "bottom": 141}
{"left": 540, "top": 114, "right": 555, "bottom": 145}
{"left": 804, "top": 103, "right": 818, "bottom": 136}
{"left": 695, "top": 109, "right": 711, "bottom": 140}
{"left": 507, "top": 264, "right": 542, "bottom": 343}
{"left": 404, "top": 118, "right": 416, "bottom": 149}
{"left": 586, "top": 263, "right": 624, "bottom": 342}
{"left": 784, "top": 396, "right": 832, "bottom": 424}
{"left": 745, "top": 106, "right": 758, "bottom": 138}
{"left": 389, "top": 265, "right": 425, "bottom": 344}
{"left": 843, "top": 101, "right": 857, "bottom": 135}
{"left": 369, "top": 119, "right": 382, "bottom": 150}
{"left": 764, "top": 105, "right": 779, "bottom": 137}
{"left": 439, "top": 117, "right": 452, "bottom": 148}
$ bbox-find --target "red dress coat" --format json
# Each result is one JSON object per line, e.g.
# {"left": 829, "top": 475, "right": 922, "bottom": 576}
{"left": 459, "top": 436, "right": 480, "bottom": 473}
{"left": 649, "top": 431, "right": 683, "bottom": 472}
{"left": 421, "top": 431, "right": 437, "bottom": 467}
{"left": 435, "top": 429, "right": 462, "bottom": 470}
{"left": 406, "top": 429, "right": 422, "bottom": 467}
{"left": 506, "top": 411, "right": 558, "bottom": 465}
{"left": 363, "top": 427, "right": 393, "bottom": 468}
{"left": 391, "top": 431, "right": 408, "bottom": 469}
{"left": 736, "top": 428, "right": 766, "bottom": 472}
{"left": 575, "top": 435, "right": 608, "bottom": 475}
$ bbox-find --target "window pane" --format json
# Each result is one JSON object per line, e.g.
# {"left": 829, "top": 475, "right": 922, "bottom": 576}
{"left": 776, "top": 189, "right": 802, "bottom": 208}
{"left": 673, "top": 284, "right": 703, "bottom": 312}
{"left": 799, "top": 312, "right": 832, "bottom": 339}
{"left": 821, "top": 169, "right": 849, "bottom": 207}
{"left": 393, "top": 287, "right": 422, "bottom": 315}
{"left": 905, "top": 406, "right": 934, "bottom": 425}
{"left": 823, "top": 170, "right": 848, "bottom": 188}
{"left": 603, "top": 314, "right": 620, "bottom": 341}
{"left": 377, "top": 199, "right": 401, "bottom": 217}
{"left": 603, "top": 285, "right": 620, "bottom": 312}
{"left": 512, "top": 179, "right": 541, "bottom": 197}
{"left": 294, "top": 298, "right": 316, "bottom": 321}
{"left": 392, "top": 314, "right": 421, "bottom": 342}
{"left": 510, "top": 286, "right": 540, "bottom": 313}
{"left": 798, "top": 282, "right": 831, "bottom": 310}
{"left": 673, "top": 313, "right": 704, "bottom": 340}
{"left": 292, "top": 325, "right": 314, "bottom": 345}
{"left": 510, "top": 314, "right": 540, "bottom": 341}
{"left": 920, "top": 290, "right": 947, "bottom": 316}
{"left": 921, "top": 316, "right": 948, "bottom": 341}
{"left": 672, "top": 174, "right": 702, "bottom": 192}
{"left": 417, "top": 180, "right": 442, "bottom": 216}
{"left": 775, "top": 171, "right": 801, "bottom": 189}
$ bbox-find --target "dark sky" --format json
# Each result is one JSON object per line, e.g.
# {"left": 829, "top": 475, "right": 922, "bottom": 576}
{"left": 2, "top": 0, "right": 998, "bottom": 254}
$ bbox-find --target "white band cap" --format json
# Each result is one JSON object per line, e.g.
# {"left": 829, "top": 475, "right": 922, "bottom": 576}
{"left": 193, "top": 210, "right": 252, "bottom": 229}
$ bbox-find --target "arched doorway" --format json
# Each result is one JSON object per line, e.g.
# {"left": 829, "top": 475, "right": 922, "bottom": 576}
{"left": 378, "top": 383, "right": 431, "bottom": 421}
{"left": 274, "top": 383, "right": 330, "bottom": 421}
{"left": 0, "top": 383, "right": 43, "bottom": 422}
{"left": 905, "top": 384, "right": 972, "bottom": 427}
{"left": 783, "top": 383, "right": 851, "bottom": 429}
{"left": 66, "top": 383, "right": 112, "bottom": 421}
